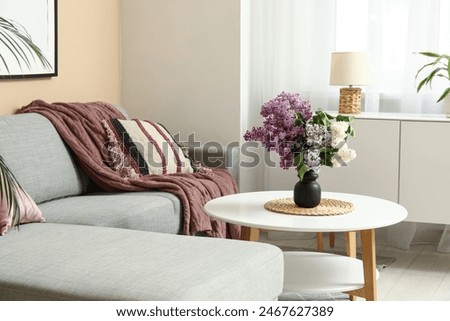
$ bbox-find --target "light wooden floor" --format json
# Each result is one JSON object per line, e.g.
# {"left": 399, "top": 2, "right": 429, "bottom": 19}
{"left": 260, "top": 232, "right": 450, "bottom": 301}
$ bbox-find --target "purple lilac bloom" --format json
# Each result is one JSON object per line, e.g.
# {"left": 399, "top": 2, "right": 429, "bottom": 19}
{"left": 284, "top": 92, "right": 313, "bottom": 121}
{"left": 243, "top": 92, "right": 313, "bottom": 169}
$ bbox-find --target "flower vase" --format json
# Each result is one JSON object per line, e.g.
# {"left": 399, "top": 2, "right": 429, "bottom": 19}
{"left": 293, "top": 170, "right": 321, "bottom": 208}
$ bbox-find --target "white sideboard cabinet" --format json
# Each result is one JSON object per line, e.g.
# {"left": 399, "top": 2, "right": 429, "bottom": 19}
{"left": 320, "top": 113, "right": 450, "bottom": 225}
{"left": 399, "top": 121, "right": 450, "bottom": 224}
{"left": 319, "top": 118, "right": 400, "bottom": 203}
{"left": 267, "top": 113, "right": 450, "bottom": 225}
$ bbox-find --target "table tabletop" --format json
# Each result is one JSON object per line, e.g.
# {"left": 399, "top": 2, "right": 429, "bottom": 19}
{"left": 204, "top": 191, "right": 407, "bottom": 233}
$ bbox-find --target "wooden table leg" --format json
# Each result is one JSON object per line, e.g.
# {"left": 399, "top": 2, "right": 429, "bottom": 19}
{"left": 329, "top": 232, "right": 336, "bottom": 248}
{"left": 241, "top": 226, "right": 260, "bottom": 241}
{"left": 316, "top": 232, "right": 324, "bottom": 251}
{"left": 345, "top": 231, "right": 357, "bottom": 301}
{"left": 345, "top": 231, "right": 357, "bottom": 257}
{"left": 360, "top": 229, "right": 377, "bottom": 301}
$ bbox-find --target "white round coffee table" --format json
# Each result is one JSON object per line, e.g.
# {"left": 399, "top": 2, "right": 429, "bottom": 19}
{"left": 204, "top": 191, "right": 407, "bottom": 301}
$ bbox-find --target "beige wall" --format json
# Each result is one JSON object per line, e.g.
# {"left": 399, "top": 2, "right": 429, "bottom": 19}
{"left": 121, "top": 0, "right": 240, "bottom": 144}
{"left": 0, "top": 0, "right": 121, "bottom": 115}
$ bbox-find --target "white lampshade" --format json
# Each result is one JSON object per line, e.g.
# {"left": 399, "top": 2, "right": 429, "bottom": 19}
{"left": 330, "top": 52, "right": 370, "bottom": 86}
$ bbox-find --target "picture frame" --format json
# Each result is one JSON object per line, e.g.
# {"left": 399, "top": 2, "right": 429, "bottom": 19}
{"left": 0, "top": 0, "right": 57, "bottom": 79}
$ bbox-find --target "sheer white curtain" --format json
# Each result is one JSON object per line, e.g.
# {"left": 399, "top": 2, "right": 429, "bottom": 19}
{"left": 364, "top": 0, "right": 449, "bottom": 113}
{"left": 240, "top": 0, "right": 337, "bottom": 194}
{"left": 242, "top": 0, "right": 450, "bottom": 115}
{"left": 241, "top": 0, "right": 450, "bottom": 251}
{"left": 242, "top": 0, "right": 336, "bottom": 117}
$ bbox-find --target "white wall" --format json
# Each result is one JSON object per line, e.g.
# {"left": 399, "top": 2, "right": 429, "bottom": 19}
{"left": 120, "top": 0, "right": 240, "bottom": 145}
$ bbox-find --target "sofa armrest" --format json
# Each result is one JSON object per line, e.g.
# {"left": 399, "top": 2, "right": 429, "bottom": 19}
{"left": 113, "top": 105, "right": 130, "bottom": 119}
{"left": 186, "top": 143, "right": 239, "bottom": 184}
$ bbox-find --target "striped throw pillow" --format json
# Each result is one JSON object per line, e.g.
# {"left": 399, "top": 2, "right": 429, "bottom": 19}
{"left": 103, "top": 119, "right": 194, "bottom": 177}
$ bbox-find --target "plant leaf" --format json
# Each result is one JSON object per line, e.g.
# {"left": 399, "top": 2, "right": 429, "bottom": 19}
{"left": 346, "top": 125, "right": 356, "bottom": 137}
{"left": 416, "top": 76, "right": 429, "bottom": 93}
{"left": 425, "top": 68, "right": 446, "bottom": 87}
{"left": 0, "top": 155, "right": 22, "bottom": 227}
{"left": 0, "top": 31, "right": 27, "bottom": 69}
{"left": 294, "top": 151, "right": 303, "bottom": 167}
{"left": 313, "top": 111, "right": 332, "bottom": 127}
{"left": 418, "top": 52, "right": 441, "bottom": 58}
{"left": 297, "top": 164, "right": 309, "bottom": 181}
{"left": 437, "top": 87, "right": 450, "bottom": 103}
{"left": 336, "top": 115, "right": 354, "bottom": 123}
{"left": 0, "top": 53, "right": 10, "bottom": 73}
{"left": 415, "top": 62, "right": 435, "bottom": 80}
{"left": 0, "top": 16, "right": 52, "bottom": 73}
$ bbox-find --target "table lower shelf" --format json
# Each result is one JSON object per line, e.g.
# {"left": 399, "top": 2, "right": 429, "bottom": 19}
{"left": 283, "top": 251, "right": 380, "bottom": 294}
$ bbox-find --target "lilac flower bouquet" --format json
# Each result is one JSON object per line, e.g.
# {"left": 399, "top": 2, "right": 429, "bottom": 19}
{"left": 244, "top": 92, "right": 356, "bottom": 181}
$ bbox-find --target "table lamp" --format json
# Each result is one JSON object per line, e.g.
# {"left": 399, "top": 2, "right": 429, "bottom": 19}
{"left": 330, "top": 52, "right": 370, "bottom": 114}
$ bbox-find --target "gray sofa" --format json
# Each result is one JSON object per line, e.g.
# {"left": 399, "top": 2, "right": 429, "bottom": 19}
{"left": 0, "top": 111, "right": 284, "bottom": 300}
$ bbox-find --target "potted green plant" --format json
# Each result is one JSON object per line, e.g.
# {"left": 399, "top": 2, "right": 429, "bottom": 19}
{"left": 0, "top": 155, "right": 21, "bottom": 229}
{"left": 415, "top": 52, "right": 450, "bottom": 116}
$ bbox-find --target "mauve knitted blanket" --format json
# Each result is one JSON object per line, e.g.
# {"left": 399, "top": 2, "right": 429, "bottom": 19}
{"left": 18, "top": 100, "right": 240, "bottom": 239}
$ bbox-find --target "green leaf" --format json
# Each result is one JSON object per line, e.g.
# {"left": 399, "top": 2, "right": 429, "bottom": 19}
{"left": 324, "top": 112, "right": 334, "bottom": 120}
{"left": 0, "top": 31, "right": 27, "bottom": 69}
{"left": 418, "top": 52, "right": 441, "bottom": 58}
{"left": 294, "top": 151, "right": 303, "bottom": 167}
{"left": 322, "top": 155, "right": 334, "bottom": 167}
{"left": 415, "top": 62, "right": 435, "bottom": 80}
{"left": 294, "top": 151, "right": 307, "bottom": 180}
{"left": 347, "top": 126, "right": 356, "bottom": 137}
{"left": 0, "top": 16, "right": 52, "bottom": 73}
{"left": 294, "top": 118, "right": 304, "bottom": 126}
{"left": 313, "top": 110, "right": 332, "bottom": 127}
{"left": 415, "top": 52, "right": 450, "bottom": 103}
{"left": 297, "top": 164, "right": 309, "bottom": 181}
{"left": 0, "top": 155, "right": 22, "bottom": 227}
{"left": 0, "top": 53, "right": 10, "bottom": 73}
{"left": 437, "top": 87, "right": 450, "bottom": 103}
{"left": 425, "top": 68, "right": 446, "bottom": 87}
{"left": 319, "top": 147, "right": 337, "bottom": 167}
{"left": 320, "top": 146, "right": 336, "bottom": 153}
{"left": 416, "top": 76, "right": 429, "bottom": 93}
{"left": 336, "top": 115, "right": 354, "bottom": 123}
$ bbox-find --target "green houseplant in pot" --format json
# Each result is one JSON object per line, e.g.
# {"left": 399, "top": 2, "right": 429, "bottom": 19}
{"left": 415, "top": 52, "right": 450, "bottom": 116}
{"left": 0, "top": 155, "right": 21, "bottom": 231}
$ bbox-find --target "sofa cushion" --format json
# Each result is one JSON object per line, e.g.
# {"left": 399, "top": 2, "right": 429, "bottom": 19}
{"left": 0, "top": 114, "right": 89, "bottom": 204}
{"left": 0, "top": 223, "right": 284, "bottom": 300}
{"left": 38, "top": 191, "right": 182, "bottom": 234}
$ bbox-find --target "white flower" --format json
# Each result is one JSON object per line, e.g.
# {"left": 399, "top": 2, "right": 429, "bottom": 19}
{"left": 330, "top": 121, "right": 348, "bottom": 148}
{"left": 331, "top": 137, "right": 344, "bottom": 148}
{"left": 331, "top": 121, "right": 348, "bottom": 137}
{"left": 331, "top": 143, "right": 357, "bottom": 168}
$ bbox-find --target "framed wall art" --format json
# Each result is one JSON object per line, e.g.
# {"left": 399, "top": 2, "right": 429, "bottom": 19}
{"left": 0, "top": 0, "right": 57, "bottom": 79}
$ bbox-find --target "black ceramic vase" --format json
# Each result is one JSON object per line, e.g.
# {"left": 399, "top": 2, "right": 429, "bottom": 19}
{"left": 293, "top": 170, "right": 321, "bottom": 208}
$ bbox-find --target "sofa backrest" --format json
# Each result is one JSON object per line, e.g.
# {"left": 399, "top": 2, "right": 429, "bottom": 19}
{"left": 0, "top": 113, "right": 89, "bottom": 204}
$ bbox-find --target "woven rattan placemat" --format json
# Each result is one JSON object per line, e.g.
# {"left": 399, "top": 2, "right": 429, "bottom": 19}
{"left": 264, "top": 197, "right": 354, "bottom": 216}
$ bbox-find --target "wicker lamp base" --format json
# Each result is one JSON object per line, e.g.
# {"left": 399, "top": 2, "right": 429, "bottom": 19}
{"left": 338, "top": 87, "right": 362, "bottom": 114}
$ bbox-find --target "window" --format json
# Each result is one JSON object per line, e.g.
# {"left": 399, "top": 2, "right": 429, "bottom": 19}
{"left": 243, "top": 0, "right": 450, "bottom": 114}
